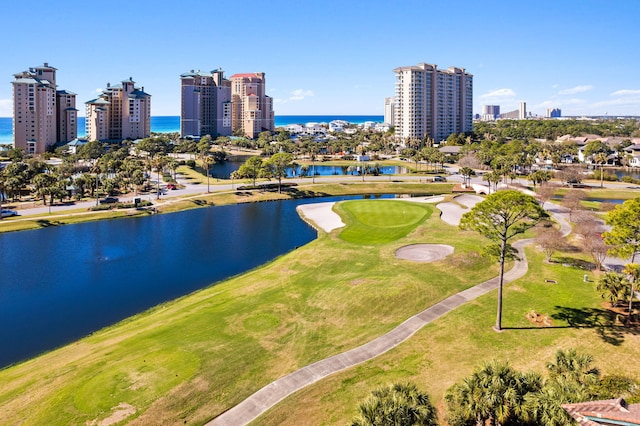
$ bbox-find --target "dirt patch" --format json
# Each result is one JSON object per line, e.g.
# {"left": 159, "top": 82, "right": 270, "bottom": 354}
{"left": 526, "top": 310, "right": 553, "bottom": 327}
{"left": 89, "top": 402, "right": 136, "bottom": 426}
{"left": 395, "top": 244, "right": 454, "bottom": 262}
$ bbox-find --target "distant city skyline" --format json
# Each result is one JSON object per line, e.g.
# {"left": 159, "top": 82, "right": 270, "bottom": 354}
{"left": 1, "top": 0, "right": 639, "bottom": 118}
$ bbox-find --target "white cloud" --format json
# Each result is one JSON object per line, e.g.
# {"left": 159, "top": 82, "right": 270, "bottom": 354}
{"left": 534, "top": 100, "right": 555, "bottom": 108}
{"left": 288, "top": 89, "right": 314, "bottom": 101}
{"left": 611, "top": 89, "right": 640, "bottom": 96}
{"left": 0, "top": 99, "right": 12, "bottom": 117}
{"left": 558, "top": 85, "right": 593, "bottom": 95}
{"left": 479, "top": 88, "right": 516, "bottom": 99}
{"left": 592, "top": 97, "right": 640, "bottom": 108}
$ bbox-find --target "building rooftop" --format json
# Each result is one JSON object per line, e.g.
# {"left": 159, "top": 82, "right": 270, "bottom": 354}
{"left": 562, "top": 398, "right": 640, "bottom": 425}
{"left": 230, "top": 73, "right": 263, "bottom": 79}
{"left": 86, "top": 98, "right": 110, "bottom": 105}
{"left": 129, "top": 89, "right": 151, "bottom": 99}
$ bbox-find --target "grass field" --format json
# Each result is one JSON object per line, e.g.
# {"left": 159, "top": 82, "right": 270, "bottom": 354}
{"left": 0, "top": 198, "right": 497, "bottom": 424}
{"left": 0, "top": 193, "right": 637, "bottom": 425}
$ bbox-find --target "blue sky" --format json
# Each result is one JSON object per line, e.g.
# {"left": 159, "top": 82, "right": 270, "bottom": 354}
{"left": 1, "top": 0, "right": 639, "bottom": 117}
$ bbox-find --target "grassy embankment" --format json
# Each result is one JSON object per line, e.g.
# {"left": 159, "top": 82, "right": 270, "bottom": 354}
{"left": 0, "top": 209, "right": 154, "bottom": 233}
{"left": 0, "top": 181, "right": 453, "bottom": 233}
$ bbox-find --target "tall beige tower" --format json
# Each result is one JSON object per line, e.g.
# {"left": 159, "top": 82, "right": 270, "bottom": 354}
{"left": 56, "top": 90, "right": 78, "bottom": 144}
{"left": 393, "top": 63, "right": 473, "bottom": 145}
{"left": 12, "top": 63, "right": 76, "bottom": 154}
{"left": 86, "top": 78, "right": 151, "bottom": 141}
{"left": 230, "top": 73, "right": 274, "bottom": 139}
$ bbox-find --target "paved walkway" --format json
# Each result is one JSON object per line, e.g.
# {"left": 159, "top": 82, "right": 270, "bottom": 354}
{"left": 208, "top": 239, "right": 531, "bottom": 426}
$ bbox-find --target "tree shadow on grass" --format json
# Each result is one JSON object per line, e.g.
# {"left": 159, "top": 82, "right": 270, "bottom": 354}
{"left": 504, "top": 306, "right": 638, "bottom": 346}
{"left": 554, "top": 256, "right": 595, "bottom": 270}
{"left": 551, "top": 306, "right": 639, "bottom": 346}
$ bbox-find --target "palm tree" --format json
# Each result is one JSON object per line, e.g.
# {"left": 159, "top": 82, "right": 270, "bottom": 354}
{"left": 151, "top": 155, "right": 167, "bottom": 199}
{"left": 593, "top": 152, "right": 608, "bottom": 188}
{"left": 459, "top": 166, "right": 475, "bottom": 187}
{"left": 352, "top": 382, "right": 437, "bottom": 426}
{"left": 546, "top": 348, "right": 599, "bottom": 388}
{"left": 200, "top": 153, "right": 214, "bottom": 193}
{"left": 597, "top": 272, "right": 630, "bottom": 308}
{"left": 445, "top": 360, "right": 542, "bottom": 426}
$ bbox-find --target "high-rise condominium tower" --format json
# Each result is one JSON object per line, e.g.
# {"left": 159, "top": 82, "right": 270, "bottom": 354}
{"left": 384, "top": 97, "right": 395, "bottom": 126}
{"left": 12, "top": 63, "right": 77, "bottom": 154}
{"left": 230, "top": 73, "right": 274, "bottom": 139}
{"left": 180, "top": 69, "right": 232, "bottom": 138}
{"left": 393, "top": 63, "right": 473, "bottom": 144}
{"left": 85, "top": 78, "right": 151, "bottom": 141}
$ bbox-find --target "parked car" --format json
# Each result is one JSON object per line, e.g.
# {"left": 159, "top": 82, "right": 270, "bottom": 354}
{"left": 433, "top": 176, "right": 447, "bottom": 182}
{"left": 1, "top": 209, "right": 18, "bottom": 218}
{"left": 99, "top": 197, "right": 119, "bottom": 204}
{"left": 166, "top": 183, "right": 176, "bottom": 190}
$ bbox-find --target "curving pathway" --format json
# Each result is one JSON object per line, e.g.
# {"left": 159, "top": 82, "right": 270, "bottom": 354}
{"left": 208, "top": 239, "right": 531, "bottom": 426}
{"left": 208, "top": 192, "right": 576, "bottom": 425}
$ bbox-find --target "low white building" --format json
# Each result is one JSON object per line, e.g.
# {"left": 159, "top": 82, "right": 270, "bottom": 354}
{"left": 285, "top": 124, "right": 304, "bottom": 134}
{"left": 328, "top": 121, "right": 344, "bottom": 133}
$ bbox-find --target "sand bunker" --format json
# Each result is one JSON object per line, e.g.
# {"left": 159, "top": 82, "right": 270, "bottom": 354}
{"left": 437, "top": 194, "right": 484, "bottom": 226}
{"left": 296, "top": 202, "right": 344, "bottom": 232}
{"left": 395, "top": 244, "right": 454, "bottom": 262}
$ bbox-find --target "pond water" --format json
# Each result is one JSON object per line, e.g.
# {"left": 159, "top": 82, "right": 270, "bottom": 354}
{"left": 209, "top": 161, "right": 406, "bottom": 179}
{"left": 0, "top": 195, "right": 389, "bottom": 368}
{"left": 614, "top": 169, "right": 640, "bottom": 181}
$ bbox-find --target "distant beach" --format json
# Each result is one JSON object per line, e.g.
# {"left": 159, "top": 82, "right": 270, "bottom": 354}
{"left": 0, "top": 115, "right": 384, "bottom": 144}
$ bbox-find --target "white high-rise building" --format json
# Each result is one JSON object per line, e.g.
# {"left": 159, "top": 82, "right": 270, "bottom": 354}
{"left": 384, "top": 97, "right": 395, "bottom": 126}
{"left": 393, "top": 63, "right": 472, "bottom": 145}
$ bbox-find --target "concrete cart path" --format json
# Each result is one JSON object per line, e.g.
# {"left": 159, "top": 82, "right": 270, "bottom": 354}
{"left": 208, "top": 238, "right": 531, "bottom": 426}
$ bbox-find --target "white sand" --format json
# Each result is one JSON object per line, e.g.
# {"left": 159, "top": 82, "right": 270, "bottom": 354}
{"left": 296, "top": 202, "right": 344, "bottom": 232}
{"left": 436, "top": 194, "right": 484, "bottom": 226}
{"left": 296, "top": 196, "right": 445, "bottom": 233}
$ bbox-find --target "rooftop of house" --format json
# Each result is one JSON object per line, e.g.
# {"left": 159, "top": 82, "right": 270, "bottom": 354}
{"left": 562, "top": 398, "right": 640, "bottom": 426}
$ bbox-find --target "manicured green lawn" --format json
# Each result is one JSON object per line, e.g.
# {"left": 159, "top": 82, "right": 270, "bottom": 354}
{"left": 337, "top": 200, "right": 432, "bottom": 244}
{"left": 1, "top": 194, "right": 636, "bottom": 425}
{"left": 0, "top": 198, "right": 495, "bottom": 425}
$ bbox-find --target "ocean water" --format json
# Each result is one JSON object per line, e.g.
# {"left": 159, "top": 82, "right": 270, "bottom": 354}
{"left": 0, "top": 115, "right": 384, "bottom": 144}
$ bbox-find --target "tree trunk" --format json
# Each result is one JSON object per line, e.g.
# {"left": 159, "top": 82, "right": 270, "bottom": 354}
{"left": 496, "top": 239, "right": 507, "bottom": 331}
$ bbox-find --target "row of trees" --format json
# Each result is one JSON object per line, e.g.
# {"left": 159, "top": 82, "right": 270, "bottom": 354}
{"left": 445, "top": 349, "right": 637, "bottom": 426}
{"left": 460, "top": 189, "right": 640, "bottom": 330}
{"left": 472, "top": 118, "right": 640, "bottom": 142}
{"left": 231, "top": 153, "right": 295, "bottom": 193}
{"left": 350, "top": 349, "right": 638, "bottom": 426}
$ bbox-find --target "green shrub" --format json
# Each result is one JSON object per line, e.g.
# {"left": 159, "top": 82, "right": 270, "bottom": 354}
{"left": 591, "top": 170, "right": 618, "bottom": 181}
{"left": 186, "top": 159, "right": 196, "bottom": 168}
{"left": 621, "top": 176, "right": 640, "bottom": 184}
